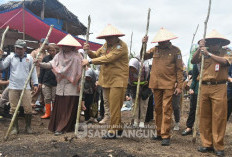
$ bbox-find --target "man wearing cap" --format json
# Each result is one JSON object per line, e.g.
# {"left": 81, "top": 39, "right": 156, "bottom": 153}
{"left": 0, "top": 40, "right": 38, "bottom": 134}
{"left": 142, "top": 28, "right": 183, "bottom": 146}
{"left": 30, "top": 38, "right": 49, "bottom": 108}
{"left": 82, "top": 24, "right": 129, "bottom": 139}
{"left": 191, "top": 30, "right": 232, "bottom": 157}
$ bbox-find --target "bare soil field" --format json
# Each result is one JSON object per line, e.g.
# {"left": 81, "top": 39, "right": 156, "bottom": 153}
{"left": 0, "top": 98, "right": 232, "bottom": 157}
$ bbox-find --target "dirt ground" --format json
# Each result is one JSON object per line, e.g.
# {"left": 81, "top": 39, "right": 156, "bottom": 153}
{"left": 0, "top": 98, "right": 232, "bottom": 157}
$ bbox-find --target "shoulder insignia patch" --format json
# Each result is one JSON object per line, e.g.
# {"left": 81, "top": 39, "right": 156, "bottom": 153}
{"left": 117, "top": 45, "right": 121, "bottom": 49}
{"left": 177, "top": 54, "right": 182, "bottom": 59}
{"left": 176, "top": 51, "right": 181, "bottom": 55}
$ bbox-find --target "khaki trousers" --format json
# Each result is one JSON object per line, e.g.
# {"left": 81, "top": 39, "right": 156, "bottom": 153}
{"left": 42, "top": 84, "right": 56, "bottom": 104}
{"left": 103, "top": 87, "right": 126, "bottom": 133}
{"left": 153, "top": 89, "right": 174, "bottom": 139}
{"left": 199, "top": 84, "right": 227, "bottom": 151}
{"left": 31, "top": 87, "right": 44, "bottom": 105}
{"left": 9, "top": 89, "right": 32, "bottom": 114}
{"left": 102, "top": 88, "right": 110, "bottom": 118}
{"left": 132, "top": 97, "right": 149, "bottom": 122}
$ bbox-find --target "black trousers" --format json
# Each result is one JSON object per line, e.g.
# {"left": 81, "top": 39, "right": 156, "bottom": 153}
{"left": 172, "top": 94, "right": 181, "bottom": 123}
{"left": 145, "top": 94, "right": 154, "bottom": 122}
{"left": 99, "top": 93, "right": 105, "bottom": 117}
{"left": 186, "top": 94, "right": 197, "bottom": 128}
{"left": 227, "top": 88, "right": 232, "bottom": 121}
{"left": 84, "top": 94, "right": 94, "bottom": 121}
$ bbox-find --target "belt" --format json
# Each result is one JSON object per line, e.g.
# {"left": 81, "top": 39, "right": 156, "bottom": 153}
{"left": 202, "top": 80, "right": 227, "bottom": 85}
{"left": 228, "top": 83, "right": 232, "bottom": 88}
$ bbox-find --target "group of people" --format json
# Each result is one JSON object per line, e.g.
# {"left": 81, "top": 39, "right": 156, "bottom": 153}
{"left": 0, "top": 23, "right": 232, "bottom": 157}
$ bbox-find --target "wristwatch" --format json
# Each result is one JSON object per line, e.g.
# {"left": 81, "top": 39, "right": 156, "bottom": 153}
{"left": 208, "top": 52, "right": 212, "bottom": 57}
{"left": 88, "top": 58, "right": 92, "bottom": 64}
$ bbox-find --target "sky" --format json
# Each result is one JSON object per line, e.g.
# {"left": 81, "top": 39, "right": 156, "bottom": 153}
{"left": 1, "top": 0, "right": 232, "bottom": 65}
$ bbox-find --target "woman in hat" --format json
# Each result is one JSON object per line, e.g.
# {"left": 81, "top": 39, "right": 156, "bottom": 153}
{"left": 82, "top": 24, "right": 129, "bottom": 139}
{"left": 191, "top": 30, "right": 231, "bottom": 156}
{"left": 35, "top": 34, "right": 84, "bottom": 135}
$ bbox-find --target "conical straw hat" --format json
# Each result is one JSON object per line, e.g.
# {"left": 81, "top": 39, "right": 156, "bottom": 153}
{"left": 57, "top": 34, "right": 82, "bottom": 47}
{"left": 151, "top": 27, "right": 178, "bottom": 43}
{"left": 96, "top": 24, "right": 125, "bottom": 39}
{"left": 199, "top": 30, "right": 230, "bottom": 46}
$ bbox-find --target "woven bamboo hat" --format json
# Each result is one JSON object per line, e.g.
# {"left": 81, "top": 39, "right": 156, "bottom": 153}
{"left": 96, "top": 24, "right": 125, "bottom": 39}
{"left": 198, "top": 30, "right": 230, "bottom": 46}
{"left": 57, "top": 34, "right": 82, "bottom": 47}
{"left": 152, "top": 27, "right": 178, "bottom": 43}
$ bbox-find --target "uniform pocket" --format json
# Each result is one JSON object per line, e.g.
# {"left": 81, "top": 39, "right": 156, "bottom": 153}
{"left": 204, "top": 58, "right": 211, "bottom": 69}
{"left": 153, "top": 53, "right": 160, "bottom": 58}
{"left": 165, "top": 54, "right": 175, "bottom": 66}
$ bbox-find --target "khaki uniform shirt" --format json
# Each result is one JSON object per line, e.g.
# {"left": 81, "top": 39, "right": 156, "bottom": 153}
{"left": 201, "top": 49, "right": 232, "bottom": 82}
{"left": 87, "top": 39, "right": 129, "bottom": 88}
{"left": 145, "top": 44, "right": 183, "bottom": 89}
{"left": 31, "top": 48, "right": 48, "bottom": 76}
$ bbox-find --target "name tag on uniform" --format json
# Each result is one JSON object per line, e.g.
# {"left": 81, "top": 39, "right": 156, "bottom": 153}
{"left": 215, "top": 64, "right": 220, "bottom": 71}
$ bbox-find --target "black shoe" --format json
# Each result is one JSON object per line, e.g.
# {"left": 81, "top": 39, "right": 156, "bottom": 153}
{"left": 102, "top": 132, "right": 116, "bottom": 139}
{"left": 54, "top": 131, "right": 63, "bottom": 136}
{"left": 197, "top": 146, "right": 214, "bottom": 153}
{"left": 117, "top": 130, "right": 123, "bottom": 136}
{"left": 97, "top": 116, "right": 103, "bottom": 122}
{"left": 161, "top": 138, "right": 170, "bottom": 146}
{"left": 78, "top": 125, "right": 84, "bottom": 132}
{"left": 151, "top": 135, "right": 162, "bottom": 141}
{"left": 215, "top": 150, "right": 225, "bottom": 157}
{"left": 181, "top": 129, "right": 192, "bottom": 136}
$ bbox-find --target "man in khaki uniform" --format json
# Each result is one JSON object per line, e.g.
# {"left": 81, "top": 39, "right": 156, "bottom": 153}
{"left": 142, "top": 28, "right": 183, "bottom": 146}
{"left": 82, "top": 24, "right": 129, "bottom": 139}
{"left": 30, "top": 38, "right": 49, "bottom": 108}
{"left": 191, "top": 30, "right": 231, "bottom": 157}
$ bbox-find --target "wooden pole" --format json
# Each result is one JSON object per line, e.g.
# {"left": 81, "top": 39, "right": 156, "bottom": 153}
{"left": 192, "top": 0, "right": 211, "bottom": 143}
{"left": 180, "top": 24, "right": 199, "bottom": 120}
{"left": 75, "top": 16, "right": 91, "bottom": 136}
{"left": 4, "top": 25, "right": 54, "bottom": 141}
{"left": 133, "top": 8, "right": 151, "bottom": 118}
{"left": 23, "top": 0, "right": 25, "bottom": 41}
{"left": 1, "top": 26, "right": 10, "bottom": 81}
{"left": 0, "top": 26, "right": 9, "bottom": 58}
{"left": 41, "top": 0, "right": 45, "bottom": 20}
{"left": 190, "top": 24, "right": 199, "bottom": 50}
{"left": 129, "top": 32, "right": 133, "bottom": 57}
